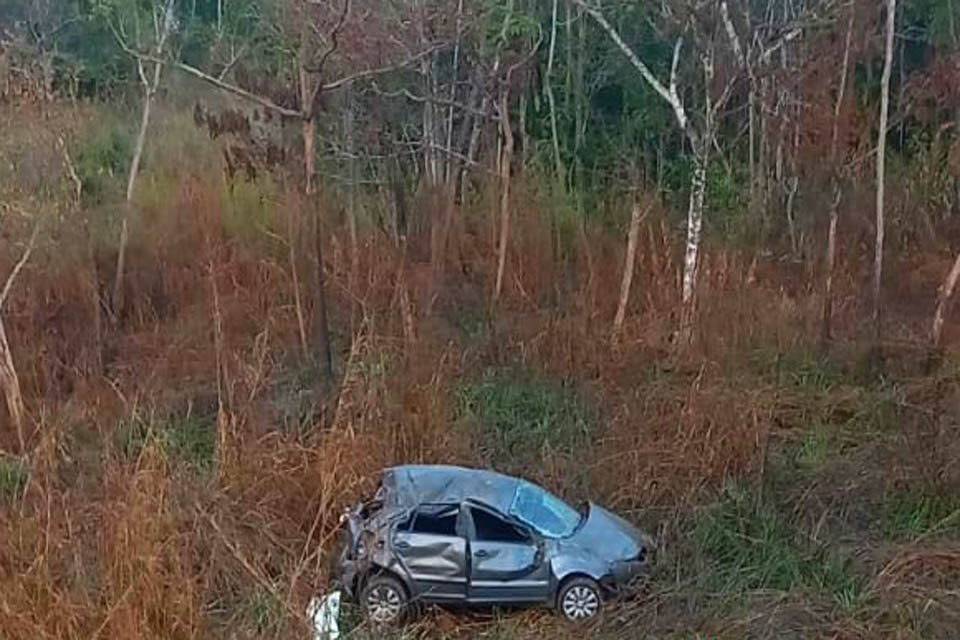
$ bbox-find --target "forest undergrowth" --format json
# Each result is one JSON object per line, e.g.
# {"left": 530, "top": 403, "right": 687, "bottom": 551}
{"left": 1, "top": 103, "right": 959, "bottom": 640}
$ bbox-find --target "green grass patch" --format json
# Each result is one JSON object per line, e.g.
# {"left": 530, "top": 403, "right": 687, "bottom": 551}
{"left": 882, "top": 491, "right": 960, "bottom": 539}
{"left": 116, "top": 409, "right": 216, "bottom": 472}
{"left": 749, "top": 346, "right": 844, "bottom": 391}
{"left": 696, "top": 483, "right": 862, "bottom": 604}
{"left": 0, "top": 456, "right": 28, "bottom": 499}
{"left": 457, "top": 367, "right": 591, "bottom": 469}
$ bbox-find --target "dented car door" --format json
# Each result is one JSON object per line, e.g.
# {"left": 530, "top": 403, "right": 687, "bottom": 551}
{"left": 391, "top": 503, "right": 468, "bottom": 601}
{"left": 464, "top": 504, "right": 550, "bottom": 602}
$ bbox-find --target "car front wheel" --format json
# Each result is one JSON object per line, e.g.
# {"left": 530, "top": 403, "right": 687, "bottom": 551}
{"left": 361, "top": 575, "right": 408, "bottom": 627}
{"left": 557, "top": 577, "right": 603, "bottom": 622}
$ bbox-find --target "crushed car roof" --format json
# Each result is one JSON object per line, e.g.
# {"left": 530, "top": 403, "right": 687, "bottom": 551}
{"left": 382, "top": 465, "right": 520, "bottom": 514}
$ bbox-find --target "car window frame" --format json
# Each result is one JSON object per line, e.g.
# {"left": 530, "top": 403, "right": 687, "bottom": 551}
{"left": 463, "top": 501, "right": 537, "bottom": 545}
{"left": 400, "top": 502, "right": 462, "bottom": 537}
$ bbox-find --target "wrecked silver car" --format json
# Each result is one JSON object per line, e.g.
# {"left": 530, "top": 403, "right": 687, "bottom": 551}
{"left": 334, "top": 465, "right": 653, "bottom": 625}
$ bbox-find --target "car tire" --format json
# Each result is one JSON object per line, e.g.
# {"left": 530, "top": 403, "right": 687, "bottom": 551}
{"left": 361, "top": 574, "right": 408, "bottom": 628}
{"left": 557, "top": 577, "right": 603, "bottom": 623}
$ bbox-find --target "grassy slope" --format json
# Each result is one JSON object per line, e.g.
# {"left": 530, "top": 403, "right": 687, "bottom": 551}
{"left": 0, "top": 102, "right": 958, "bottom": 640}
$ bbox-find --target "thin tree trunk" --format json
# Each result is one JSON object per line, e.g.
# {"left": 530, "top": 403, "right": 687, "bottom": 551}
{"left": 445, "top": 0, "right": 464, "bottom": 184}
{"left": 494, "top": 85, "right": 514, "bottom": 303}
{"left": 0, "top": 224, "right": 38, "bottom": 453}
{"left": 288, "top": 204, "right": 309, "bottom": 358}
{"left": 680, "top": 143, "right": 708, "bottom": 343}
{"left": 613, "top": 200, "right": 647, "bottom": 338}
{"left": 345, "top": 82, "right": 358, "bottom": 333}
{"left": 313, "top": 211, "right": 333, "bottom": 378}
{"left": 0, "top": 320, "right": 25, "bottom": 453}
{"left": 821, "top": 4, "right": 855, "bottom": 346}
{"left": 546, "top": 0, "right": 564, "bottom": 181}
{"left": 113, "top": 0, "right": 175, "bottom": 319}
{"left": 874, "top": 0, "right": 897, "bottom": 341}
{"left": 114, "top": 68, "right": 156, "bottom": 318}
{"left": 299, "top": 12, "right": 333, "bottom": 382}
{"left": 748, "top": 82, "right": 757, "bottom": 215}
{"left": 932, "top": 251, "right": 960, "bottom": 349}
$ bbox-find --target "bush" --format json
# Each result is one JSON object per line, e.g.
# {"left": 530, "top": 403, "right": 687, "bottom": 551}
{"left": 75, "top": 120, "right": 132, "bottom": 205}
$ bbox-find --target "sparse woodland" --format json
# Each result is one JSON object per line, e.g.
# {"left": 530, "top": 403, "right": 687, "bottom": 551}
{"left": 1, "top": 0, "right": 960, "bottom": 637}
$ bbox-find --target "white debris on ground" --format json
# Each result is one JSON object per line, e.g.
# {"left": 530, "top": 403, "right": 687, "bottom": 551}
{"left": 307, "top": 590, "right": 341, "bottom": 640}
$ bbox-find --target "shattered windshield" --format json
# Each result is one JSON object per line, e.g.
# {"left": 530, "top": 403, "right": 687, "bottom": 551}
{"left": 508, "top": 481, "right": 582, "bottom": 538}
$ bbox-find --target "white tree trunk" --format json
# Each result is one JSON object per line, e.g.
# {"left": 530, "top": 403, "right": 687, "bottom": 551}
{"left": 874, "top": 0, "right": 896, "bottom": 339}
{"left": 933, "top": 251, "right": 960, "bottom": 348}
{"left": 546, "top": 0, "right": 565, "bottom": 181}
{"left": 680, "top": 146, "right": 708, "bottom": 341}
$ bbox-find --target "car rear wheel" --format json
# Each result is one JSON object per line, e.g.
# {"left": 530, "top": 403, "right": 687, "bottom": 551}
{"left": 557, "top": 577, "right": 603, "bottom": 622}
{"left": 361, "top": 575, "right": 408, "bottom": 627}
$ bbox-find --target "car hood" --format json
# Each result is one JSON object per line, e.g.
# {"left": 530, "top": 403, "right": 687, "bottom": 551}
{"left": 565, "top": 502, "right": 650, "bottom": 561}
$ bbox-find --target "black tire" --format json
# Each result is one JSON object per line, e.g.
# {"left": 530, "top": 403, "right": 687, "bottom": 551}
{"left": 556, "top": 577, "right": 603, "bottom": 623}
{"left": 360, "top": 574, "right": 408, "bottom": 628}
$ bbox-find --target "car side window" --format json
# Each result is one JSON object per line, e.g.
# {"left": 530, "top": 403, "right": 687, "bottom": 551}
{"left": 400, "top": 504, "right": 459, "bottom": 536}
{"left": 470, "top": 507, "right": 530, "bottom": 543}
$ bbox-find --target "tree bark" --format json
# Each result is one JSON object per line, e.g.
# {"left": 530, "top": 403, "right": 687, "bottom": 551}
{"left": 874, "top": 0, "right": 897, "bottom": 341}
{"left": 932, "top": 251, "right": 960, "bottom": 349}
{"left": 680, "top": 142, "right": 708, "bottom": 343}
{"left": 613, "top": 200, "right": 647, "bottom": 338}
{"left": 494, "top": 84, "right": 515, "bottom": 303}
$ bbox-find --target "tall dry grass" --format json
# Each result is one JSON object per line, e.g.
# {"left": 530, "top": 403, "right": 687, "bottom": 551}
{"left": 1, "top": 101, "right": 957, "bottom": 639}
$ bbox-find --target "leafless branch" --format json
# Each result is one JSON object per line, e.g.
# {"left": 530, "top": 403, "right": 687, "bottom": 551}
{"left": 368, "top": 81, "right": 497, "bottom": 120}
{"left": 1, "top": 222, "right": 40, "bottom": 309}
{"left": 320, "top": 45, "right": 446, "bottom": 92}
{"left": 312, "top": 0, "right": 351, "bottom": 76}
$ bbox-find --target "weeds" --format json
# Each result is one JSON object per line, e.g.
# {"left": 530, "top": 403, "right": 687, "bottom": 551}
{"left": 696, "top": 483, "right": 862, "bottom": 603}
{"left": 115, "top": 410, "right": 216, "bottom": 471}
{"left": 883, "top": 491, "right": 960, "bottom": 539}
{"left": 0, "top": 456, "right": 28, "bottom": 499}
{"left": 457, "top": 367, "right": 591, "bottom": 471}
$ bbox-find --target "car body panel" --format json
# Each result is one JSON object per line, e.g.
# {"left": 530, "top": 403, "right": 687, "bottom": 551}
{"left": 393, "top": 530, "right": 467, "bottom": 600}
{"left": 468, "top": 540, "right": 550, "bottom": 601}
{"left": 334, "top": 465, "right": 653, "bottom": 610}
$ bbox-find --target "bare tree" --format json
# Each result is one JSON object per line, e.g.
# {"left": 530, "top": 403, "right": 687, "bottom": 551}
{"left": 821, "top": 3, "right": 856, "bottom": 346}
{"left": 613, "top": 196, "right": 650, "bottom": 339}
{"left": 111, "top": 0, "right": 177, "bottom": 319}
{"left": 0, "top": 219, "right": 39, "bottom": 453}
{"left": 580, "top": 0, "right": 741, "bottom": 344}
{"left": 874, "top": 0, "right": 897, "bottom": 341}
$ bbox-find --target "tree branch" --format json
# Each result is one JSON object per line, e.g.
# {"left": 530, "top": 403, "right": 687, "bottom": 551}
{"left": 320, "top": 45, "right": 445, "bottom": 92}
{"left": 368, "top": 81, "right": 497, "bottom": 120}
{"left": 578, "top": 0, "right": 689, "bottom": 133}
{"left": 720, "top": 1, "right": 746, "bottom": 67}
{"left": 1, "top": 222, "right": 39, "bottom": 309}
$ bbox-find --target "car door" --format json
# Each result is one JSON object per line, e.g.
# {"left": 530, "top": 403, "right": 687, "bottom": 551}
{"left": 391, "top": 503, "right": 468, "bottom": 601}
{"left": 464, "top": 504, "right": 551, "bottom": 603}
